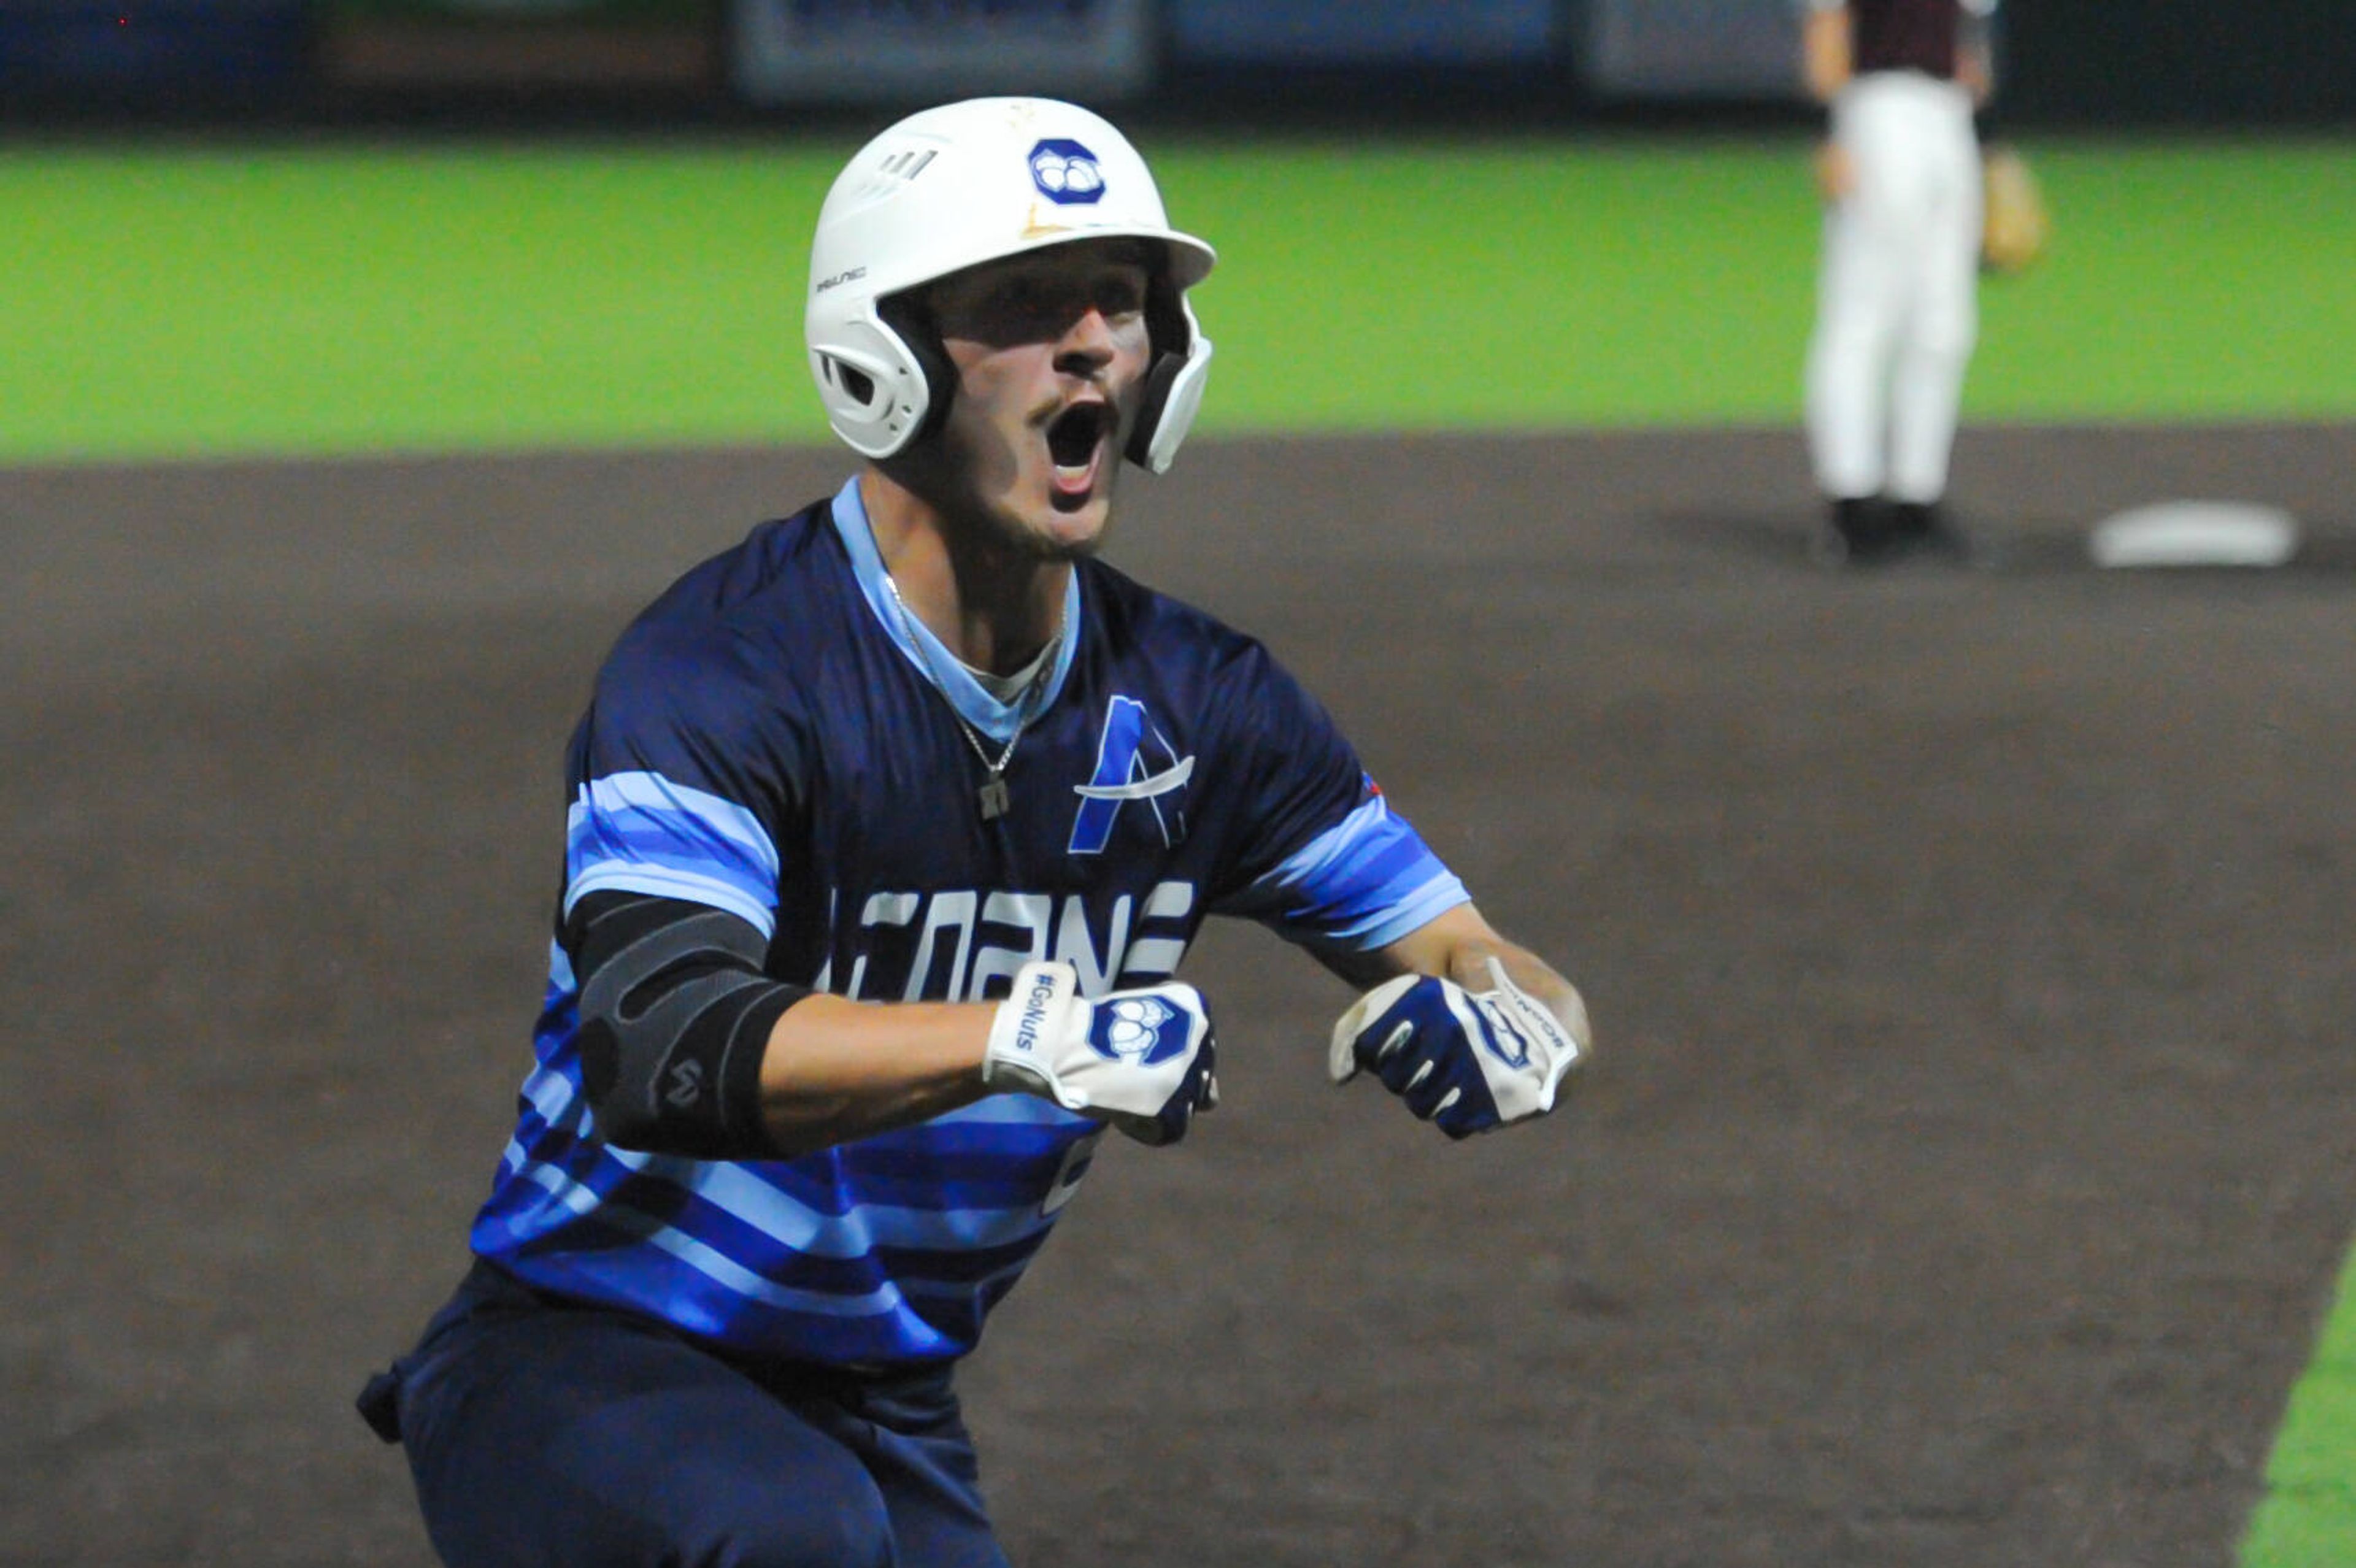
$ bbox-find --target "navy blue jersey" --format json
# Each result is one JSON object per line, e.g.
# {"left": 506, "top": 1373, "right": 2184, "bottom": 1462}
{"left": 471, "top": 477, "right": 1469, "bottom": 1364}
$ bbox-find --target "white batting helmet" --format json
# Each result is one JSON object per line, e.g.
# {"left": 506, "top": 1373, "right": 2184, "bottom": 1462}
{"left": 804, "top": 97, "right": 1217, "bottom": 475}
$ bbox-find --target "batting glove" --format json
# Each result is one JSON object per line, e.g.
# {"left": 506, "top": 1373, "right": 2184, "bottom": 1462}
{"left": 1329, "top": 957, "right": 1581, "bottom": 1139}
{"left": 984, "top": 961, "right": 1217, "bottom": 1147}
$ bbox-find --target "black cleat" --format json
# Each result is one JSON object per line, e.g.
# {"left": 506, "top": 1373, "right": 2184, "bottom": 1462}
{"left": 1816, "top": 496, "right": 1899, "bottom": 567}
{"left": 1888, "top": 500, "right": 1979, "bottom": 564}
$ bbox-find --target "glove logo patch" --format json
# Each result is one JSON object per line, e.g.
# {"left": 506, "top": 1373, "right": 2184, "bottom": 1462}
{"left": 1478, "top": 1017, "right": 1534, "bottom": 1072}
{"left": 1029, "top": 139, "right": 1106, "bottom": 206}
{"left": 1090, "top": 996, "right": 1186, "bottom": 1066}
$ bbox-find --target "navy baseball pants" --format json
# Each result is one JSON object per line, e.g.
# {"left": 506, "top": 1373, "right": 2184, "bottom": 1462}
{"left": 358, "top": 1260, "right": 1010, "bottom": 1568}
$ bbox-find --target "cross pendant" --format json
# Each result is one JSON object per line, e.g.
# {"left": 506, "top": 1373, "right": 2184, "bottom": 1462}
{"left": 978, "top": 774, "right": 1011, "bottom": 820}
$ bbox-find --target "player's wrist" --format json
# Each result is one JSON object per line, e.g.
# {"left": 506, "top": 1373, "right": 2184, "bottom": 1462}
{"left": 983, "top": 961, "right": 1087, "bottom": 1106}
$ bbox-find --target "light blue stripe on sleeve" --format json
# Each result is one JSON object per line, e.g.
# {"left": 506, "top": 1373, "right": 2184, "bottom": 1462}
{"left": 563, "top": 770, "right": 780, "bottom": 936}
{"left": 566, "top": 863, "right": 776, "bottom": 936}
{"left": 1352, "top": 870, "right": 1471, "bottom": 951}
{"left": 1241, "top": 794, "right": 1469, "bottom": 949}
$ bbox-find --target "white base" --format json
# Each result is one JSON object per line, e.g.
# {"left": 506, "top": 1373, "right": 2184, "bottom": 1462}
{"left": 2087, "top": 501, "right": 2301, "bottom": 569}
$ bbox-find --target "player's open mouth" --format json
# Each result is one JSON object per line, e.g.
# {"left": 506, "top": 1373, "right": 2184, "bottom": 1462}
{"left": 1045, "top": 402, "right": 1111, "bottom": 504}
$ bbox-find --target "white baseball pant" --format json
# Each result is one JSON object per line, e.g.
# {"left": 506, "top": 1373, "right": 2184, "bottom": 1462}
{"left": 1805, "top": 70, "right": 1982, "bottom": 505}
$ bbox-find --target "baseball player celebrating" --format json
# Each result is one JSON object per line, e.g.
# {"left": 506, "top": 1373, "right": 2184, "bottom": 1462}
{"left": 356, "top": 97, "right": 1590, "bottom": 1567}
{"left": 1802, "top": 0, "right": 1996, "bottom": 564}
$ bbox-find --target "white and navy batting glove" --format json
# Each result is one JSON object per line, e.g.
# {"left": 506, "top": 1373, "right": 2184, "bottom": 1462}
{"left": 984, "top": 961, "right": 1217, "bottom": 1147}
{"left": 1328, "top": 957, "right": 1581, "bottom": 1140}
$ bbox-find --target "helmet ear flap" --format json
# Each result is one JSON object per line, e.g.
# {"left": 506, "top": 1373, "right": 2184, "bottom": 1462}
{"left": 876, "top": 294, "right": 957, "bottom": 448}
{"left": 815, "top": 353, "right": 880, "bottom": 412}
{"left": 1125, "top": 339, "right": 1214, "bottom": 475}
{"left": 1124, "top": 271, "right": 1212, "bottom": 474}
{"left": 807, "top": 310, "right": 931, "bottom": 459}
{"left": 1124, "top": 349, "right": 1185, "bottom": 471}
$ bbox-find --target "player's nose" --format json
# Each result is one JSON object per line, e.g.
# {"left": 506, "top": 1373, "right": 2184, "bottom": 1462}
{"left": 1052, "top": 306, "right": 1118, "bottom": 377}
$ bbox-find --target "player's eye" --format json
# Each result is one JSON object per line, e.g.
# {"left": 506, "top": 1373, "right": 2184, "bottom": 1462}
{"left": 1092, "top": 275, "right": 1146, "bottom": 318}
{"left": 990, "top": 279, "right": 1049, "bottom": 317}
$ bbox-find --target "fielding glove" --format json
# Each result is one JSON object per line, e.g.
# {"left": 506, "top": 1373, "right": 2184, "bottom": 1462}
{"left": 1981, "top": 145, "right": 2050, "bottom": 275}
{"left": 984, "top": 961, "right": 1217, "bottom": 1147}
{"left": 1329, "top": 956, "right": 1582, "bottom": 1139}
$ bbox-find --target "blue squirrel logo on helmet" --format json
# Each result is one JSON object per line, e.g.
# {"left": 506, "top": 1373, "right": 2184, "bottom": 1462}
{"left": 1087, "top": 996, "right": 1186, "bottom": 1066}
{"left": 1028, "top": 139, "right": 1106, "bottom": 206}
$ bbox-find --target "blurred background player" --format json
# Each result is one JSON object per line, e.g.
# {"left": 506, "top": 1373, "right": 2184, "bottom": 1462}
{"left": 1801, "top": 0, "right": 1997, "bottom": 564}
{"left": 356, "top": 96, "right": 1589, "bottom": 1567}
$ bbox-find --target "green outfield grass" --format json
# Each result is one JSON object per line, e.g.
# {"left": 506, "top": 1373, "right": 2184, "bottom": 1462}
{"left": 0, "top": 137, "right": 2350, "bottom": 464}
{"left": 2246, "top": 1248, "right": 2356, "bottom": 1568}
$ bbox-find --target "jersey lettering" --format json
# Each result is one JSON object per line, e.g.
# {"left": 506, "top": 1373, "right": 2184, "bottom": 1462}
{"left": 967, "top": 891, "right": 1053, "bottom": 999}
{"left": 842, "top": 880, "right": 1196, "bottom": 1001}
{"left": 904, "top": 890, "right": 978, "bottom": 1003}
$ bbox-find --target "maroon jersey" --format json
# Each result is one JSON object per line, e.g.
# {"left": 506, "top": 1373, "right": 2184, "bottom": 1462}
{"left": 1848, "top": 0, "right": 1989, "bottom": 80}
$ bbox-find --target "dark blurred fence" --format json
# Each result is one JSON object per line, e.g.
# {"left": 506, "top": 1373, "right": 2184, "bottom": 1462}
{"left": 1, "top": 0, "right": 2349, "bottom": 128}
{"left": 2003, "top": 0, "right": 2356, "bottom": 127}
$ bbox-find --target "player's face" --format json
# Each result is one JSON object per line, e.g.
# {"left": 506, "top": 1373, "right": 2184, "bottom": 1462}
{"left": 923, "top": 242, "right": 1155, "bottom": 559}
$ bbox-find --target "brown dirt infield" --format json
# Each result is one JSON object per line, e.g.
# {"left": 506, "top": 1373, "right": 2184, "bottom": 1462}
{"left": 6, "top": 424, "right": 2354, "bottom": 1566}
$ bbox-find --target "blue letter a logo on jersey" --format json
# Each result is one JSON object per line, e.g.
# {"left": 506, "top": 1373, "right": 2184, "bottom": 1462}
{"left": 1069, "top": 696, "right": 1192, "bottom": 855}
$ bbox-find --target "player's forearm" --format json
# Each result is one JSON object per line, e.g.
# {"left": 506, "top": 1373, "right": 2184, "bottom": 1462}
{"left": 764, "top": 964, "right": 1218, "bottom": 1155}
{"left": 1801, "top": 6, "right": 1853, "bottom": 104}
{"left": 1370, "top": 904, "right": 1592, "bottom": 1051}
{"left": 1447, "top": 940, "right": 1591, "bottom": 1050}
{"left": 755, "top": 994, "right": 996, "bottom": 1157}
{"left": 1957, "top": 40, "right": 1994, "bottom": 105}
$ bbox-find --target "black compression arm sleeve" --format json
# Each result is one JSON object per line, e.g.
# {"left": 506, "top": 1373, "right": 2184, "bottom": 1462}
{"left": 563, "top": 891, "right": 811, "bottom": 1159}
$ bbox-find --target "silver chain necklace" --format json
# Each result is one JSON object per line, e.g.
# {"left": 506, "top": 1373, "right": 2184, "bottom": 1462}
{"left": 879, "top": 567, "right": 1063, "bottom": 821}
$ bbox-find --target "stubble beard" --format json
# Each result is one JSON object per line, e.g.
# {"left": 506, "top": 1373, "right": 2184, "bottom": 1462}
{"left": 934, "top": 425, "right": 1120, "bottom": 568}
